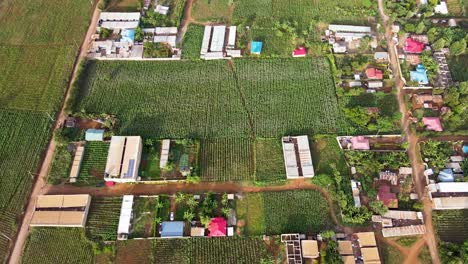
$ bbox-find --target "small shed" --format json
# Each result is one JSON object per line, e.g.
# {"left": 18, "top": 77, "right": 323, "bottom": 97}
{"left": 85, "top": 129, "right": 104, "bottom": 141}
{"left": 161, "top": 221, "right": 184, "bottom": 237}
{"left": 190, "top": 227, "right": 205, "bottom": 237}
{"left": 292, "top": 47, "right": 307, "bottom": 57}
{"left": 250, "top": 41, "right": 263, "bottom": 55}
{"left": 301, "top": 240, "right": 319, "bottom": 258}
{"left": 351, "top": 136, "right": 370, "bottom": 150}
{"left": 374, "top": 52, "right": 388, "bottom": 62}
{"left": 356, "top": 232, "right": 377, "bottom": 247}
{"left": 438, "top": 168, "right": 454, "bottom": 182}
{"left": 338, "top": 241, "right": 353, "bottom": 255}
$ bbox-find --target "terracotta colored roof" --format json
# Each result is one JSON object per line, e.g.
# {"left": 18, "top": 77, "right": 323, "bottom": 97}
{"left": 292, "top": 47, "right": 307, "bottom": 57}
{"left": 366, "top": 68, "right": 383, "bottom": 79}
{"left": 422, "top": 117, "right": 443, "bottom": 132}
{"left": 378, "top": 185, "right": 398, "bottom": 208}
{"left": 351, "top": 136, "right": 370, "bottom": 150}
{"left": 405, "top": 38, "right": 424, "bottom": 53}
{"left": 208, "top": 217, "right": 227, "bottom": 237}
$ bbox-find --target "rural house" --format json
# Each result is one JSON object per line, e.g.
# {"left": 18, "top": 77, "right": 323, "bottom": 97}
{"left": 160, "top": 221, "right": 184, "bottom": 238}
{"left": 428, "top": 182, "right": 468, "bottom": 210}
{"left": 30, "top": 195, "right": 91, "bottom": 228}
{"left": 117, "top": 195, "right": 134, "bottom": 240}
{"left": 282, "top": 135, "right": 314, "bottom": 179}
{"left": 104, "top": 136, "right": 143, "bottom": 183}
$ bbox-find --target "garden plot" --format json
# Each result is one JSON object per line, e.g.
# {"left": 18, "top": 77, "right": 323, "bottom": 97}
{"left": 433, "top": 209, "right": 468, "bottom": 243}
{"left": 86, "top": 197, "right": 121, "bottom": 241}
{"left": 77, "top": 141, "right": 110, "bottom": 186}
{"left": 255, "top": 138, "right": 286, "bottom": 182}
{"left": 129, "top": 196, "right": 160, "bottom": 238}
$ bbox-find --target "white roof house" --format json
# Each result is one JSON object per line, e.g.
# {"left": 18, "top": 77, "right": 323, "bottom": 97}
{"left": 227, "top": 26, "right": 237, "bottom": 49}
{"left": 117, "top": 195, "right": 134, "bottom": 240}
{"left": 99, "top": 12, "right": 141, "bottom": 29}
{"left": 428, "top": 182, "right": 468, "bottom": 210}
{"left": 282, "top": 136, "right": 314, "bottom": 179}
{"left": 154, "top": 35, "right": 177, "bottom": 48}
{"left": 155, "top": 5, "right": 169, "bottom": 15}
{"left": 328, "top": 25, "right": 372, "bottom": 33}
{"left": 155, "top": 27, "right": 178, "bottom": 35}
{"left": 160, "top": 139, "right": 170, "bottom": 169}
{"left": 434, "top": 1, "right": 448, "bottom": 14}
{"left": 201, "top": 26, "right": 212, "bottom": 55}
{"left": 104, "top": 136, "right": 143, "bottom": 183}
{"left": 210, "top": 26, "right": 226, "bottom": 52}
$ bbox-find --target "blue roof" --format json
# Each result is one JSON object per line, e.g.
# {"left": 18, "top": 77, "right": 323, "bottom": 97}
{"left": 121, "top": 29, "right": 135, "bottom": 43}
{"left": 438, "top": 168, "right": 454, "bottom": 182}
{"left": 463, "top": 145, "right": 468, "bottom": 153}
{"left": 85, "top": 129, "right": 104, "bottom": 141}
{"left": 161, "top": 221, "right": 184, "bottom": 237}
{"left": 410, "top": 64, "right": 429, "bottom": 84}
{"left": 251, "top": 41, "right": 263, "bottom": 54}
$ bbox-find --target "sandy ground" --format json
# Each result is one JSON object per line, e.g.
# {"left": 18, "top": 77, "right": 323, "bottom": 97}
{"left": 7, "top": 4, "right": 102, "bottom": 264}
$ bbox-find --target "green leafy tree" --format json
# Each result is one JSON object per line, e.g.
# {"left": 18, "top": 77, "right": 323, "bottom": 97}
{"left": 174, "top": 192, "right": 186, "bottom": 204}
{"left": 369, "top": 200, "right": 388, "bottom": 215}
{"left": 450, "top": 40, "right": 466, "bottom": 56}
{"left": 183, "top": 211, "right": 195, "bottom": 222}
{"left": 432, "top": 38, "right": 446, "bottom": 51}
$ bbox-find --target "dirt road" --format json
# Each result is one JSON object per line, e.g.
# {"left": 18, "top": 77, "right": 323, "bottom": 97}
{"left": 7, "top": 5, "right": 101, "bottom": 264}
{"left": 377, "top": 0, "right": 440, "bottom": 263}
{"left": 46, "top": 179, "right": 341, "bottom": 226}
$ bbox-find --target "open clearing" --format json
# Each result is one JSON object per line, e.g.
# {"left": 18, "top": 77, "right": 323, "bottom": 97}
{"left": 75, "top": 58, "right": 343, "bottom": 138}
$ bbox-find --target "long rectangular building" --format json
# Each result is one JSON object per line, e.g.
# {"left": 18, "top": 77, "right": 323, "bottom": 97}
{"left": 105, "top": 136, "right": 143, "bottom": 182}
{"left": 30, "top": 195, "right": 91, "bottom": 227}
{"left": 428, "top": 182, "right": 468, "bottom": 210}
{"left": 117, "top": 195, "right": 134, "bottom": 240}
{"left": 282, "top": 136, "right": 314, "bottom": 179}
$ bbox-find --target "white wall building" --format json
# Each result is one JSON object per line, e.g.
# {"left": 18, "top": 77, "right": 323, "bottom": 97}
{"left": 428, "top": 182, "right": 468, "bottom": 210}
{"left": 282, "top": 136, "right": 314, "bottom": 179}
{"left": 117, "top": 195, "right": 134, "bottom": 240}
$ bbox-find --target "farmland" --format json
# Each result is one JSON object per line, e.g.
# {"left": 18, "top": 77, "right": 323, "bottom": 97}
{"left": 255, "top": 138, "right": 286, "bottom": 182}
{"left": 200, "top": 138, "right": 254, "bottom": 181}
{"left": 86, "top": 197, "right": 121, "bottom": 241}
{"left": 77, "top": 141, "right": 110, "bottom": 185}
{"left": 433, "top": 209, "right": 468, "bottom": 243}
{"left": 181, "top": 25, "right": 204, "bottom": 59}
{"left": 22, "top": 228, "right": 94, "bottom": 264}
{"left": 0, "top": 110, "right": 52, "bottom": 260}
{"left": 237, "top": 190, "right": 332, "bottom": 235}
{"left": 75, "top": 58, "right": 343, "bottom": 138}
{"left": 448, "top": 55, "right": 468, "bottom": 82}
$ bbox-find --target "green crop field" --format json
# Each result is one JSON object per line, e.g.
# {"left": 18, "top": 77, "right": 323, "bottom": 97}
{"left": 448, "top": 55, "right": 468, "bottom": 82}
{"left": 200, "top": 138, "right": 254, "bottom": 181}
{"left": 75, "top": 58, "right": 343, "bottom": 138}
{"left": 78, "top": 141, "right": 110, "bottom": 185}
{"left": 181, "top": 25, "right": 204, "bottom": 59}
{"left": 0, "top": 110, "right": 52, "bottom": 261}
{"left": 255, "top": 138, "right": 285, "bottom": 181}
{"left": 237, "top": 190, "right": 332, "bottom": 235}
{"left": 433, "top": 209, "right": 468, "bottom": 243}
{"left": 22, "top": 228, "right": 94, "bottom": 264}
{"left": 115, "top": 239, "right": 154, "bottom": 264}
{"left": 86, "top": 197, "right": 121, "bottom": 241}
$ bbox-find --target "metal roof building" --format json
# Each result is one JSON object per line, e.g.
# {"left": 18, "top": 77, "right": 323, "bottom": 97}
{"left": 99, "top": 12, "right": 140, "bottom": 29}
{"left": 155, "top": 27, "right": 178, "bottom": 35}
{"left": 69, "top": 146, "right": 85, "bottom": 182}
{"left": 328, "top": 24, "right": 372, "bottom": 33}
{"left": 282, "top": 136, "right": 314, "bottom": 179}
{"left": 227, "top": 26, "right": 236, "bottom": 49}
{"left": 210, "top": 26, "right": 226, "bottom": 52}
{"left": 161, "top": 221, "right": 184, "bottom": 237}
{"left": 428, "top": 182, "right": 468, "bottom": 210}
{"left": 117, "top": 195, "right": 134, "bottom": 240}
{"left": 30, "top": 195, "right": 91, "bottom": 227}
{"left": 201, "top": 26, "right": 212, "bottom": 55}
{"left": 105, "top": 136, "right": 143, "bottom": 182}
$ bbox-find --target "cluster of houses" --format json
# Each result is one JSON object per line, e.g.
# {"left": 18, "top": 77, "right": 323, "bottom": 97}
{"left": 88, "top": 11, "right": 181, "bottom": 59}
{"left": 281, "top": 231, "right": 382, "bottom": 264}
{"left": 200, "top": 25, "right": 241, "bottom": 60}
{"left": 324, "top": 24, "right": 377, "bottom": 54}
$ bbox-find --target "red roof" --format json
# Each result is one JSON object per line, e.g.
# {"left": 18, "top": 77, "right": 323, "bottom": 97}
{"left": 208, "top": 217, "right": 227, "bottom": 237}
{"left": 404, "top": 38, "right": 425, "bottom": 53}
{"left": 422, "top": 117, "right": 443, "bottom": 132}
{"left": 105, "top": 181, "right": 115, "bottom": 187}
{"left": 292, "top": 47, "right": 307, "bottom": 57}
{"left": 378, "top": 185, "right": 398, "bottom": 208}
{"left": 366, "top": 68, "right": 383, "bottom": 79}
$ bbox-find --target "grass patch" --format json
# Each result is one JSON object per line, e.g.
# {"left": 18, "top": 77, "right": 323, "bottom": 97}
{"left": 115, "top": 239, "right": 153, "bottom": 264}
{"left": 130, "top": 196, "right": 159, "bottom": 238}
{"left": 255, "top": 138, "right": 285, "bottom": 182}
{"left": 381, "top": 243, "right": 405, "bottom": 264}
{"left": 22, "top": 228, "right": 94, "bottom": 264}
{"left": 191, "top": 0, "right": 231, "bottom": 22}
{"left": 418, "top": 244, "right": 432, "bottom": 264}
{"left": 48, "top": 145, "right": 73, "bottom": 185}
{"left": 395, "top": 236, "right": 420, "bottom": 247}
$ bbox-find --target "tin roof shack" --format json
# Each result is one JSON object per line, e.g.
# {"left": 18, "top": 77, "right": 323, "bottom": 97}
{"left": 355, "top": 232, "right": 381, "bottom": 263}
{"left": 105, "top": 136, "right": 143, "bottom": 183}
{"left": 99, "top": 12, "right": 141, "bottom": 29}
{"left": 30, "top": 195, "right": 91, "bottom": 227}
{"left": 69, "top": 146, "right": 85, "bottom": 183}
{"left": 282, "top": 136, "right": 314, "bottom": 179}
{"left": 117, "top": 195, "right": 134, "bottom": 240}
{"left": 161, "top": 221, "right": 184, "bottom": 238}
{"left": 326, "top": 24, "right": 376, "bottom": 53}
{"left": 428, "top": 182, "right": 468, "bottom": 210}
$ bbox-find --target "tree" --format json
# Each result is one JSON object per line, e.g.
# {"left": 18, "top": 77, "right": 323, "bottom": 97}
{"left": 450, "top": 40, "right": 466, "bottom": 56}
{"left": 432, "top": 38, "right": 446, "bottom": 51}
{"left": 324, "top": 241, "right": 344, "bottom": 264}
{"left": 320, "top": 230, "right": 336, "bottom": 240}
{"left": 404, "top": 23, "right": 416, "bottom": 33}
{"left": 369, "top": 200, "right": 388, "bottom": 215}
{"left": 200, "top": 214, "right": 211, "bottom": 228}
{"left": 416, "top": 21, "right": 426, "bottom": 34}
{"left": 174, "top": 192, "right": 186, "bottom": 204}
{"left": 144, "top": 138, "right": 154, "bottom": 148}
{"left": 344, "top": 107, "right": 370, "bottom": 128}
{"left": 183, "top": 211, "right": 195, "bottom": 222}
{"left": 221, "top": 193, "right": 228, "bottom": 206}
{"left": 186, "top": 196, "right": 199, "bottom": 209}
{"left": 154, "top": 217, "right": 162, "bottom": 226}
{"left": 222, "top": 207, "right": 231, "bottom": 217}
{"left": 134, "top": 27, "right": 144, "bottom": 42}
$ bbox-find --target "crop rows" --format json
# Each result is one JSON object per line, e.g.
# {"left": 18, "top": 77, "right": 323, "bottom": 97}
{"left": 433, "top": 209, "right": 468, "bottom": 243}
{"left": 0, "top": 211, "right": 17, "bottom": 261}
{"left": 78, "top": 141, "right": 110, "bottom": 184}
{"left": 199, "top": 138, "right": 254, "bottom": 181}
{"left": 86, "top": 197, "right": 121, "bottom": 241}
{"left": 255, "top": 138, "right": 286, "bottom": 181}
{"left": 22, "top": 228, "right": 93, "bottom": 264}
{"left": 152, "top": 237, "right": 270, "bottom": 264}
{"left": 76, "top": 58, "right": 342, "bottom": 138}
